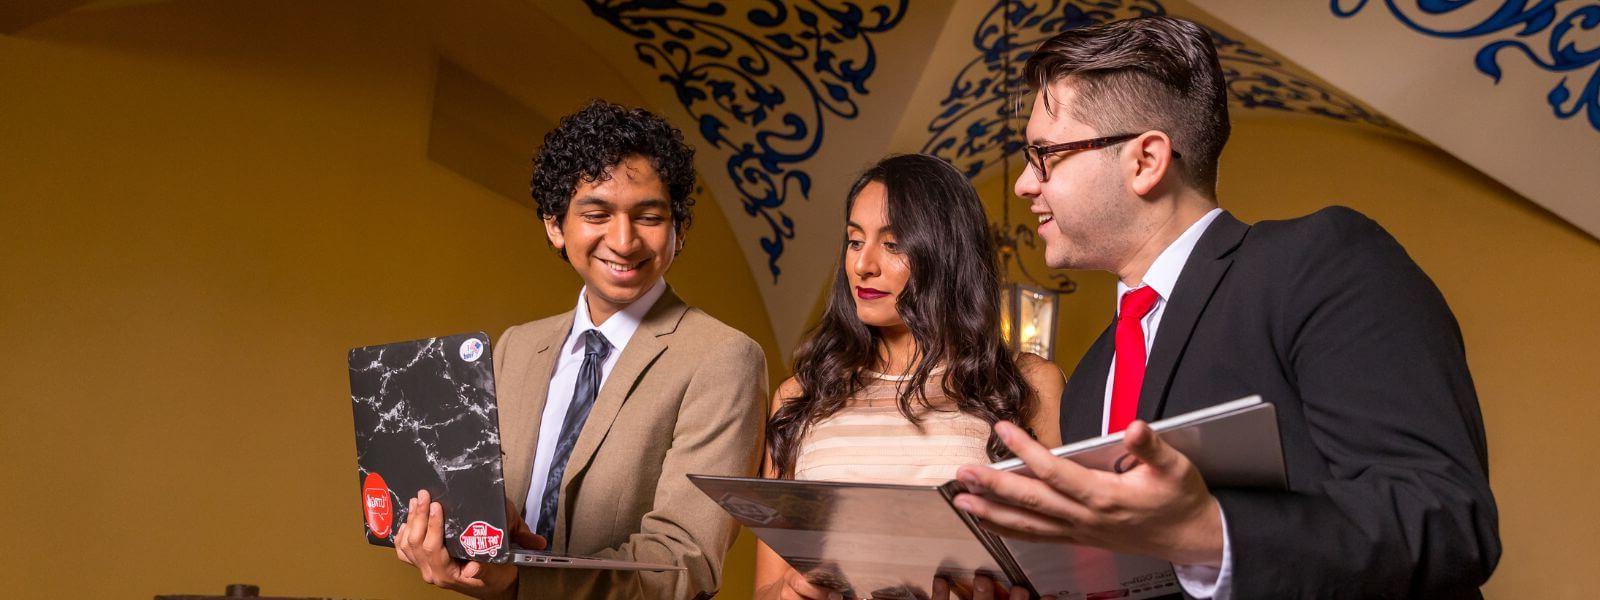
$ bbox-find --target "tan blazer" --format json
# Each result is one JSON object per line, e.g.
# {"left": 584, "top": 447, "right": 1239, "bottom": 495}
{"left": 494, "top": 287, "right": 767, "bottom": 599}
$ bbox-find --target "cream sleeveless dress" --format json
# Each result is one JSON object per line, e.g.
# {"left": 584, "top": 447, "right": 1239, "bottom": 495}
{"left": 793, "top": 366, "right": 993, "bottom": 485}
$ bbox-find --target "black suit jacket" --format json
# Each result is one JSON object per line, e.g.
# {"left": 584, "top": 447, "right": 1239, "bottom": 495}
{"left": 1061, "top": 207, "right": 1499, "bottom": 598}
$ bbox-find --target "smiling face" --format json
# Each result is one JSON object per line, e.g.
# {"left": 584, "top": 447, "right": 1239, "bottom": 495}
{"left": 844, "top": 181, "right": 911, "bottom": 330}
{"left": 1014, "top": 84, "right": 1142, "bottom": 272}
{"left": 543, "top": 155, "right": 683, "bottom": 324}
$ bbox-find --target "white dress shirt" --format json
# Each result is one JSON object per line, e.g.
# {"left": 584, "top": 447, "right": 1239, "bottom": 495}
{"left": 522, "top": 279, "right": 667, "bottom": 531}
{"left": 1099, "top": 208, "right": 1234, "bottom": 599}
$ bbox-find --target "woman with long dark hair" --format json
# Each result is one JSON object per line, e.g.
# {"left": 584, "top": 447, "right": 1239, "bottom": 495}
{"left": 754, "top": 154, "right": 1064, "bottom": 600}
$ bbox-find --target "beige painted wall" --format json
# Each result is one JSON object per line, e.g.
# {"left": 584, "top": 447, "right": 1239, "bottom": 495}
{"left": 0, "top": 1, "right": 776, "bottom": 597}
{"left": 1190, "top": 0, "right": 1600, "bottom": 242}
{"left": 1001, "top": 113, "right": 1600, "bottom": 598}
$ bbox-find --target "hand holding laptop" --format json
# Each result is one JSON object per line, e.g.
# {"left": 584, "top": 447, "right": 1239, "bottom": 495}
{"left": 351, "top": 333, "right": 687, "bottom": 576}
{"left": 951, "top": 420, "right": 1226, "bottom": 568}
{"left": 394, "top": 489, "right": 546, "bottom": 599}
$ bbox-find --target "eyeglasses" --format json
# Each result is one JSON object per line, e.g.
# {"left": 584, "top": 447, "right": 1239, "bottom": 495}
{"left": 1022, "top": 133, "right": 1182, "bottom": 182}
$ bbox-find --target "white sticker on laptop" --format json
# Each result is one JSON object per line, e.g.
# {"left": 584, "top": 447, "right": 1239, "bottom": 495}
{"left": 459, "top": 338, "right": 485, "bottom": 362}
{"left": 460, "top": 520, "right": 504, "bottom": 557}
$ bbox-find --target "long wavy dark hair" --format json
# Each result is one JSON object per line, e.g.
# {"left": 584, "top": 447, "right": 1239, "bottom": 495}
{"left": 768, "top": 154, "right": 1035, "bottom": 478}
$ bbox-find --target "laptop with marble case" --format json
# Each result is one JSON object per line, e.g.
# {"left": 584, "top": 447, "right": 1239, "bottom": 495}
{"left": 347, "top": 331, "right": 681, "bottom": 572}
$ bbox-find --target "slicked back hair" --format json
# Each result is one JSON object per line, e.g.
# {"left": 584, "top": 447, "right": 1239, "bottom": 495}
{"left": 1023, "top": 16, "right": 1229, "bottom": 195}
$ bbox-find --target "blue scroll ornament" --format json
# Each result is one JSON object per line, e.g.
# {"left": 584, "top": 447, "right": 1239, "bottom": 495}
{"left": 921, "top": 0, "right": 1163, "bottom": 179}
{"left": 924, "top": 0, "right": 1399, "bottom": 181}
{"left": 586, "top": 0, "right": 908, "bottom": 282}
{"left": 1333, "top": 0, "right": 1600, "bottom": 133}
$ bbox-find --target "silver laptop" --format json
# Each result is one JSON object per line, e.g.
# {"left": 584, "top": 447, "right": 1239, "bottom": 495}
{"left": 348, "top": 332, "right": 682, "bottom": 572}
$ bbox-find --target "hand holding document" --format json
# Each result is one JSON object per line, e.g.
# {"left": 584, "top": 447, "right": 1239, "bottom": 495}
{"left": 693, "top": 396, "right": 1285, "bottom": 600}
{"left": 955, "top": 396, "right": 1284, "bottom": 569}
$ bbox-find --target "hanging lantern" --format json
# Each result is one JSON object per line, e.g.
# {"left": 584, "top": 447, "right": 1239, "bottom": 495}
{"left": 999, "top": 280, "right": 1060, "bottom": 360}
{"left": 989, "top": 1, "right": 1067, "bottom": 361}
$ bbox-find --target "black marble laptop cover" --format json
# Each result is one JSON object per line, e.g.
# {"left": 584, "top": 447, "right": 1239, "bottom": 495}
{"left": 348, "top": 332, "right": 511, "bottom": 563}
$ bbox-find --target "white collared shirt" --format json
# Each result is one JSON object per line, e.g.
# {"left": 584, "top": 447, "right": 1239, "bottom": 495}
{"left": 522, "top": 279, "right": 668, "bottom": 531}
{"left": 1098, "top": 207, "right": 1234, "bottom": 599}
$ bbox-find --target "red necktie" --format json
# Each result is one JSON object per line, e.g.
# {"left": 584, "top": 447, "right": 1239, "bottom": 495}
{"left": 1109, "top": 286, "right": 1161, "bottom": 433}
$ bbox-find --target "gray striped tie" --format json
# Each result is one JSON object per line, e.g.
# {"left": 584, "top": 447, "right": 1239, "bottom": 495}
{"left": 535, "top": 329, "right": 611, "bottom": 543}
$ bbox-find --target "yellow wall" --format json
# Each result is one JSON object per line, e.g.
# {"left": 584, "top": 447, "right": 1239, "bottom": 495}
{"left": 0, "top": 1, "right": 776, "bottom": 597}
{"left": 1008, "top": 114, "right": 1600, "bottom": 598}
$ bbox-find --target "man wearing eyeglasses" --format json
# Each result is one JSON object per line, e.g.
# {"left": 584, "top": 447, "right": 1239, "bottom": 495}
{"left": 950, "top": 15, "right": 1499, "bottom": 599}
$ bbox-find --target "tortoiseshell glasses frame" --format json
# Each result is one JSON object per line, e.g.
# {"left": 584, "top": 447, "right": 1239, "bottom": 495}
{"left": 1022, "top": 133, "right": 1181, "bottom": 182}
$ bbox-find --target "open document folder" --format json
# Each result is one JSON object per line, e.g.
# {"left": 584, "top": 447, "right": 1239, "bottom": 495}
{"left": 689, "top": 396, "right": 1285, "bottom": 600}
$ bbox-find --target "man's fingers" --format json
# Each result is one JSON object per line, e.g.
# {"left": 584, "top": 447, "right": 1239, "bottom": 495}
{"left": 956, "top": 466, "right": 1092, "bottom": 525}
{"left": 515, "top": 531, "right": 547, "bottom": 551}
{"left": 985, "top": 579, "right": 1024, "bottom": 600}
{"left": 422, "top": 501, "right": 446, "bottom": 552}
{"left": 1123, "top": 421, "right": 1183, "bottom": 473}
{"left": 993, "top": 421, "right": 1049, "bottom": 462}
{"left": 400, "top": 498, "right": 413, "bottom": 549}
{"left": 406, "top": 496, "right": 428, "bottom": 549}
{"left": 791, "top": 576, "right": 827, "bottom": 597}
{"left": 992, "top": 422, "right": 1102, "bottom": 501}
{"left": 785, "top": 568, "right": 834, "bottom": 600}
{"left": 931, "top": 576, "right": 950, "bottom": 600}
{"left": 508, "top": 516, "right": 546, "bottom": 550}
{"left": 986, "top": 576, "right": 1030, "bottom": 600}
{"left": 458, "top": 561, "right": 491, "bottom": 588}
{"left": 953, "top": 492, "right": 1078, "bottom": 543}
{"left": 399, "top": 498, "right": 413, "bottom": 549}
{"left": 395, "top": 521, "right": 413, "bottom": 564}
{"left": 394, "top": 519, "right": 407, "bottom": 553}
{"left": 973, "top": 574, "right": 994, "bottom": 600}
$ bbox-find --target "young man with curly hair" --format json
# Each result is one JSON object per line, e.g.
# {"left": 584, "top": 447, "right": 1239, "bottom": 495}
{"left": 392, "top": 100, "right": 768, "bottom": 600}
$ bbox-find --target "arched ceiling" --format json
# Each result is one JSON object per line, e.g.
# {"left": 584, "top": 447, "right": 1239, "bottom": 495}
{"left": 541, "top": 0, "right": 1418, "bottom": 357}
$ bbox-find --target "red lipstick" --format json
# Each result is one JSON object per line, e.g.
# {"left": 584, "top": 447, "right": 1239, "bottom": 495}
{"left": 855, "top": 286, "right": 890, "bottom": 300}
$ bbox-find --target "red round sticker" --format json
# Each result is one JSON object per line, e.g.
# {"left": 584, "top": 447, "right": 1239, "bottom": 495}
{"left": 362, "top": 472, "right": 393, "bottom": 539}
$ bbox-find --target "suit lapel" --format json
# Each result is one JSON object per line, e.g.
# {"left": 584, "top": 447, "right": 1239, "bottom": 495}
{"left": 557, "top": 288, "right": 688, "bottom": 512}
{"left": 503, "top": 312, "right": 574, "bottom": 515}
{"left": 1063, "top": 322, "right": 1116, "bottom": 443}
{"left": 1137, "top": 211, "right": 1249, "bottom": 423}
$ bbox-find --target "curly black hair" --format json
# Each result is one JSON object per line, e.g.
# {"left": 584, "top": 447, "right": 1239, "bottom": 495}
{"left": 530, "top": 100, "right": 697, "bottom": 246}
